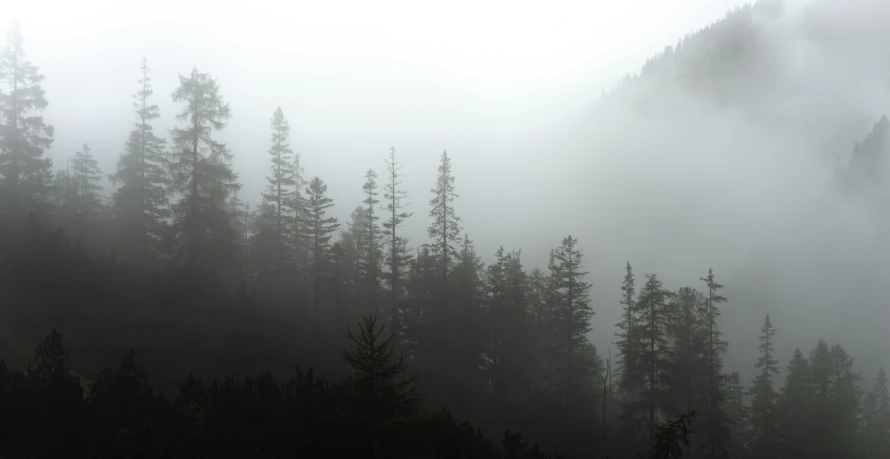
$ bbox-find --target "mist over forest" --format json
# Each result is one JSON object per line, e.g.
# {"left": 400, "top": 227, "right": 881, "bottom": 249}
{"left": 1, "top": 0, "right": 889, "bottom": 458}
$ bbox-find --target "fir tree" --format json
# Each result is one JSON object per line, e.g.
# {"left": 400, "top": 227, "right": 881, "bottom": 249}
{"left": 544, "top": 236, "right": 597, "bottom": 412}
{"left": 260, "top": 107, "right": 295, "bottom": 270}
{"left": 361, "top": 168, "right": 382, "bottom": 314}
{"left": 666, "top": 287, "right": 707, "bottom": 416}
{"left": 109, "top": 57, "right": 170, "bottom": 260}
{"left": 723, "top": 372, "right": 753, "bottom": 459}
{"left": 750, "top": 315, "right": 779, "bottom": 458}
{"left": 863, "top": 368, "right": 890, "bottom": 459}
{"left": 631, "top": 274, "right": 674, "bottom": 437}
{"left": 381, "top": 146, "right": 413, "bottom": 336}
{"left": 616, "top": 262, "right": 643, "bottom": 398}
{"left": 427, "top": 150, "right": 461, "bottom": 311}
{"left": 0, "top": 20, "right": 54, "bottom": 214}
{"left": 342, "top": 314, "right": 417, "bottom": 421}
{"left": 700, "top": 268, "right": 729, "bottom": 458}
{"left": 776, "top": 349, "right": 814, "bottom": 459}
{"left": 301, "top": 176, "right": 339, "bottom": 312}
{"left": 67, "top": 143, "right": 104, "bottom": 239}
{"left": 168, "top": 68, "right": 239, "bottom": 270}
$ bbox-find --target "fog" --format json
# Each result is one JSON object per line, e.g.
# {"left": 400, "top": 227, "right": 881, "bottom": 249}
{"left": 3, "top": 0, "right": 889, "bottom": 382}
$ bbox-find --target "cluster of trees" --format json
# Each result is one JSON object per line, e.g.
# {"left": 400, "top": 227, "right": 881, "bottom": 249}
{"left": 1, "top": 19, "right": 889, "bottom": 459}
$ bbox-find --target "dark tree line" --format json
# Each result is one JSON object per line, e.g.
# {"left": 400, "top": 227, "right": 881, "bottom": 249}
{"left": 0, "top": 19, "right": 888, "bottom": 459}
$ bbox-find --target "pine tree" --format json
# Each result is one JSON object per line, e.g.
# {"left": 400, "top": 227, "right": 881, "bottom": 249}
{"left": 776, "top": 349, "right": 814, "bottom": 459}
{"left": 631, "top": 273, "right": 674, "bottom": 437}
{"left": 544, "top": 235, "right": 597, "bottom": 412}
{"left": 361, "top": 168, "right": 382, "bottom": 314}
{"left": 427, "top": 150, "right": 461, "bottom": 311}
{"left": 723, "top": 372, "right": 753, "bottom": 459}
{"left": 67, "top": 143, "right": 104, "bottom": 239}
{"left": 750, "top": 315, "right": 779, "bottom": 458}
{"left": 486, "top": 247, "right": 534, "bottom": 406}
{"left": 168, "top": 68, "right": 239, "bottom": 270}
{"left": 0, "top": 20, "right": 54, "bottom": 214}
{"left": 301, "top": 176, "right": 339, "bottom": 312}
{"left": 381, "top": 146, "right": 413, "bottom": 336}
{"left": 616, "top": 262, "right": 644, "bottom": 398}
{"left": 666, "top": 287, "right": 707, "bottom": 416}
{"left": 863, "top": 368, "right": 890, "bottom": 459}
{"left": 291, "top": 151, "right": 309, "bottom": 270}
{"left": 700, "top": 268, "right": 729, "bottom": 458}
{"left": 260, "top": 107, "right": 295, "bottom": 272}
{"left": 342, "top": 314, "right": 417, "bottom": 422}
{"left": 109, "top": 57, "right": 170, "bottom": 260}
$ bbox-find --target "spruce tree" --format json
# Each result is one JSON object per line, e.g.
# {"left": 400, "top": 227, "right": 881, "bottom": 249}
{"left": 381, "top": 146, "right": 413, "bottom": 336}
{"left": 361, "top": 168, "right": 382, "bottom": 314}
{"left": 750, "top": 315, "right": 779, "bottom": 458}
{"left": 863, "top": 368, "right": 890, "bottom": 459}
{"left": 776, "top": 349, "right": 814, "bottom": 459}
{"left": 109, "top": 57, "right": 170, "bottom": 260}
{"left": 67, "top": 143, "right": 104, "bottom": 240}
{"left": 723, "top": 372, "right": 753, "bottom": 459}
{"left": 616, "top": 262, "right": 643, "bottom": 398}
{"left": 666, "top": 287, "right": 707, "bottom": 416}
{"left": 700, "top": 268, "right": 729, "bottom": 458}
{"left": 291, "top": 151, "right": 309, "bottom": 270}
{"left": 301, "top": 176, "right": 339, "bottom": 312}
{"left": 544, "top": 235, "right": 597, "bottom": 412}
{"left": 427, "top": 150, "right": 461, "bottom": 311}
{"left": 487, "top": 247, "right": 534, "bottom": 406}
{"left": 0, "top": 20, "right": 54, "bottom": 214}
{"left": 260, "top": 107, "right": 295, "bottom": 270}
{"left": 631, "top": 273, "right": 674, "bottom": 437}
{"left": 168, "top": 68, "right": 239, "bottom": 270}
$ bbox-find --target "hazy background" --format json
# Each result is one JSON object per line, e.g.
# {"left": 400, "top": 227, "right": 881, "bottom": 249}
{"left": 3, "top": 0, "right": 889, "bottom": 383}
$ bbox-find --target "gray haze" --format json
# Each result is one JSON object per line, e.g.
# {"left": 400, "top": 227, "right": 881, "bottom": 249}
{"left": 4, "top": 0, "right": 889, "bottom": 383}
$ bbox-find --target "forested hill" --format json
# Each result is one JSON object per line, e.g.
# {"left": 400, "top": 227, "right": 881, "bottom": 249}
{"left": 560, "top": 0, "right": 890, "bottom": 391}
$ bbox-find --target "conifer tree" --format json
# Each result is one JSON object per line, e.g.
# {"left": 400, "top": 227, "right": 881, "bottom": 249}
{"left": 750, "top": 315, "right": 779, "bottom": 458}
{"left": 700, "top": 268, "right": 729, "bottom": 458}
{"left": 342, "top": 314, "right": 417, "bottom": 422}
{"left": 631, "top": 273, "right": 674, "bottom": 437}
{"left": 487, "top": 247, "right": 534, "bottom": 405}
{"left": 361, "top": 168, "right": 382, "bottom": 314}
{"left": 776, "top": 349, "right": 814, "bottom": 459}
{"left": 666, "top": 287, "right": 707, "bottom": 416}
{"left": 616, "top": 262, "right": 643, "bottom": 397}
{"left": 301, "top": 176, "right": 339, "bottom": 312}
{"left": 67, "top": 143, "right": 104, "bottom": 238}
{"left": 109, "top": 57, "right": 170, "bottom": 260}
{"left": 544, "top": 236, "right": 597, "bottom": 412}
{"left": 260, "top": 107, "right": 295, "bottom": 268}
{"left": 427, "top": 150, "right": 461, "bottom": 311}
{"left": 863, "top": 368, "right": 890, "bottom": 459}
{"left": 723, "top": 372, "right": 753, "bottom": 459}
{"left": 381, "top": 146, "right": 413, "bottom": 335}
{"left": 0, "top": 20, "right": 54, "bottom": 214}
{"left": 291, "top": 151, "right": 309, "bottom": 269}
{"left": 168, "top": 68, "right": 239, "bottom": 270}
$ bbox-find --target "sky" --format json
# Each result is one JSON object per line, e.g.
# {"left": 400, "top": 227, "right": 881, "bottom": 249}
{"left": 4, "top": 0, "right": 890, "bottom": 381}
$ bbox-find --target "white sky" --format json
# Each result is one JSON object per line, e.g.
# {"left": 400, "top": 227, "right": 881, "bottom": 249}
{"left": 5, "top": 0, "right": 750, "bottom": 96}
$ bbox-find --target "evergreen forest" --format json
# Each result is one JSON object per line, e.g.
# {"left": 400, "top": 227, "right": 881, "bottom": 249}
{"left": 1, "top": 8, "right": 889, "bottom": 459}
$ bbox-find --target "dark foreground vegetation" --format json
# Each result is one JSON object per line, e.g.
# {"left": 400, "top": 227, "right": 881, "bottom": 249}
{"left": 1, "top": 11, "right": 890, "bottom": 459}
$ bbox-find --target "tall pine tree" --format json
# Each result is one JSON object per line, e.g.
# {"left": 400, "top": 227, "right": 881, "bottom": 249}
{"left": 0, "top": 20, "right": 54, "bottom": 215}
{"left": 260, "top": 107, "right": 295, "bottom": 271}
{"left": 110, "top": 57, "right": 170, "bottom": 260}
{"left": 427, "top": 150, "right": 461, "bottom": 312}
{"left": 301, "top": 176, "right": 339, "bottom": 312}
{"left": 381, "top": 146, "right": 412, "bottom": 336}
{"left": 750, "top": 315, "right": 779, "bottom": 458}
{"left": 168, "top": 68, "right": 239, "bottom": 271}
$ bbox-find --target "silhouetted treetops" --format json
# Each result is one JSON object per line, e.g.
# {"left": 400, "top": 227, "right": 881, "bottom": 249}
{"left": 0, "top": 19, "right": 888, "bottom": 459}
